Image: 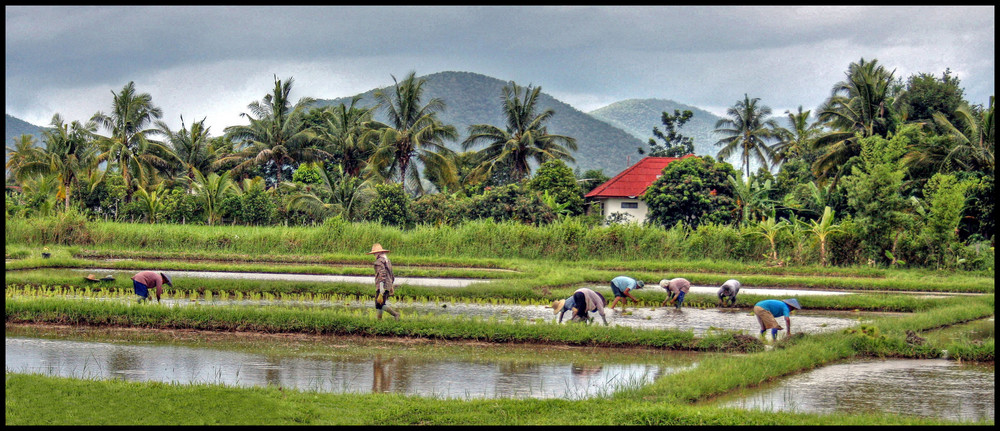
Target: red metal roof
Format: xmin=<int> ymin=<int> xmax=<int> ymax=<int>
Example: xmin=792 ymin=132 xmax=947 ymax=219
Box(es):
xmin=585 ymin=154 xmax=695 ymax=198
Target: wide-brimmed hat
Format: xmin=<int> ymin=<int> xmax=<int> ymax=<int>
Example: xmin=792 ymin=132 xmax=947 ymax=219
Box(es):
xmin=367 ymin=243 xmax=391 ymax=254
xmin=160 ymin=272 xmax=173 ymax=287
xmin=782 ymin=298 xmax=802 ymax=310
xmin=551 ymin=299 xmax=566 ymax=314
xmin=85 ymin=274 xmax=99 ymax=281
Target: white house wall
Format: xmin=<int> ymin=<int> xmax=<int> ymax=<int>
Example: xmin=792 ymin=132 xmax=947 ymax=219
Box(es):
xmin=601 ymin=197 xmax=649 ymax=224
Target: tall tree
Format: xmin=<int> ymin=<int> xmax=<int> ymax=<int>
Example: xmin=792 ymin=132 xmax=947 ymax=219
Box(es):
xmin=772 ymin=106 xmax=823 ymax=167
xmin=220 ymin=75 xmax=328 ymax=185
xmin=641 ymin=109 xmax=695 ymax=157
xmin=34 ymin=115 xmax=100 ymax=211
xmin=91 ymin=81 xmax=171 ymax=200
xmin=462 ymin=81 xmax=577 ymax=184
xmin=5 ymin=134 xmax=43 ymax=181
xmin=367 ymin=72 xmax=458 ymax=195
xmin=312 ymin=96 xmax=379 ymax=178
xmin=713 ymin=94 xmax=780 ymax=178
xmin=156 ymin=115 xmax=216 ymax=185
xmin=812 ymin=58 xmax=900 ymax=179
xmin=934 ymin=96 xmax=994 ymax=175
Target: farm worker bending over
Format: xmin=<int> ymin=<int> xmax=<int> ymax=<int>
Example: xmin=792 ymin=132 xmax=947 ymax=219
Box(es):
xmin=369 ymin=243 xmax=399 ymax=321
xmin=753 ymin=298 xmax=801 ymax=341
xmin=607 ymin=275 xmax=644 ymax=311
xmin=552 ymin=288 xmax=609 ymax=326
xmin=131 ymin=271 xmax=171 ymax=303
xmin=717 ymin=279 xmax=741 ymax=307
xmin=660 ymin=278 xmax=691 ymax=309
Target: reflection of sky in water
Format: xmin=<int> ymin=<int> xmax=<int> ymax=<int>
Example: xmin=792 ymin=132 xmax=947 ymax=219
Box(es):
xmin=5 ymin=337 xmax=685 ymax=400
xmin=717 ymin=359 xmax=994 ymax=422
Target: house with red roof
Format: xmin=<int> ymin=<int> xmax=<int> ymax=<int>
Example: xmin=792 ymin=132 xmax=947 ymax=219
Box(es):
xmin=584 ymin=155 xmax=695 ymax=223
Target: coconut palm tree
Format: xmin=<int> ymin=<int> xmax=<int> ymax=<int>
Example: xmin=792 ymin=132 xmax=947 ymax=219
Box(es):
xmin=933 ymin=96 xmax=994 ymax=175
xmin=312 ymin=96 xmax=380 ymax=178
xmin=728 ymin=173 xmax=778 ymax=224
xmin=192 ymin=169 xmax=236 ymax=225
xmin=812 ymin=58 xmax=900 ymax=179
xmin=156 ymin=115 xmax=216 ymax=186
xmin=32 ymin=115 xmax=100 ymax=211
xmin=714 ymin=94 xmax=780 ymax=178
xmin=220 ymin=75 xmax=328 ymax=185
xmin=5 ymin=134 xmax=44 ymax=181
xmin=805 ymin=206 xmax=843 ymax=266
xmin=91 ymin=81 xmax=173 ymax=199
xmin=772 ymin=106 xmax=823 ymax=167
xmin=282 ymin=162 xmax=375 ymax=222
xmin=368 ymin=72 xmax=458 ymax=195
xmin=133 ymin=182 xmax=167 ymax=223
xmin=462 ymin=82 xmax=577 ymax=184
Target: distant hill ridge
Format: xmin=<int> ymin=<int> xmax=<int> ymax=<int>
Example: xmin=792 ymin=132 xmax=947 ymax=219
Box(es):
xmin=588 ymin=98 xmax=723 ymax=157
xmin=314 ymin=71 xmax=647 ymax=175
xmin=5 ymin=114 xmax=43 ymax=146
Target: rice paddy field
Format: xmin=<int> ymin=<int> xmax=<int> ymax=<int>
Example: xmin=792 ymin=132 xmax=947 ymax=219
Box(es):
xmin=5 ymin=235 xmax=995 ymax=425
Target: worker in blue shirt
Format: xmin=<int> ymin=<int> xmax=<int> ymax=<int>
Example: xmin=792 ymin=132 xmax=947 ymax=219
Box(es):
xmin=753 ymin=298 xmax=801 ymax=341
xmin=607 ymin=275 xmax=644 ymax=312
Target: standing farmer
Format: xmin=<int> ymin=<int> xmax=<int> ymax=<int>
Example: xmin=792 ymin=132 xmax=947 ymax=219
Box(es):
xmin=718 ymin=279 xmax=741 ymax=307
xmin=607 ymin=275 xmax=644 ymax=311
xmin=660 ymin=278 xmax=691 ymax=309
xmin=552 ymin=287 xmax=609 ymax=326
xmin=130 ymin=271 xmax=171 ymax=303
xmin=753 ymin=298 xmax=801 ymax=341
xmin=369 ymin=243 xmax=400 ymax=321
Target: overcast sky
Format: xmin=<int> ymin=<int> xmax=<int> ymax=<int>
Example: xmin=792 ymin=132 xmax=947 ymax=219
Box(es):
xmin=5 ymin=5 xmax=995 ymax=134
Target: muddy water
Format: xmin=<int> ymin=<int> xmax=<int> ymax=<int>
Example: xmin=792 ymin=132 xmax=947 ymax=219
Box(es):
xmin=5 ymin=336 xmax=694 ymax=400
xmin=712 ymin=359 xmax=994 ymax=422
xmin=68 ymin=268 xmax=485 ymax=288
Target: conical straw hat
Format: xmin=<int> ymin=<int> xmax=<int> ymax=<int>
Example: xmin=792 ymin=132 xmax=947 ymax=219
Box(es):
xmin=367 ymin=243 xmax=391 ymax=254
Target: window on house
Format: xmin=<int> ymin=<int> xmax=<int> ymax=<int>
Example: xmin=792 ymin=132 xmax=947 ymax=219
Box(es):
xmin=621 ymin=202 xmax=638 ymax=209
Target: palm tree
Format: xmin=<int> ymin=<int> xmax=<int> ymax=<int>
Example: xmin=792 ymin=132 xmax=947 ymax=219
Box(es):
xmin=368 ymin=72 xmax=458 ymax=195
xmin=220 ymin=75 xmax=328 ymax=185
xmin=728 ymin=174 xmax=778 ymax=224
xmin=805 ymin=206 xmax=843 ymax=266
xmin=751 ymin=215 xmax=788 ymax=262
xmin=91 ymin=82 xmax=173 ymax=200
xmin=192 ymin=169 xmax=235 ymax=225
xmin=462 ymin=82 xmax=577 ymax=184
xmin=812 ymin=58 xmax=899 ymax=179
xmin=5 ymin=134 xmax=43 ymax=181
xmin=156 ymin=115 xmax=216 ymax=186
xmin=714 ymin=94 xmax=780 ymax=178
xmin=134 ymin=182 xmax=166 ymax=223
xmin=932 ymin=96 xmax=994 ymax=175
xmin=312 ymin=96 xmax=379 ymax=177
xmin=31 ymin=114 xmax=100 ymax=211
xmin=283 ymin=162 xmax=374 ymax=222
xmin=772 ymin=106 xmax=823 ymax=167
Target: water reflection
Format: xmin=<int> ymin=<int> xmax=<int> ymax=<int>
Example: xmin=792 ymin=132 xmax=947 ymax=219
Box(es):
xmin=715 ymin=359 xmax=994 ymax=422
xmin=6 ymin=337 xmax=675 ymax=400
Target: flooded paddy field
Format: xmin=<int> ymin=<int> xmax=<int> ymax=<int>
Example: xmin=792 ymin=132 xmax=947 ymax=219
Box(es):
xmin=5 ymin=324 xmax=700 ymax=400
xmin=707 ymin=358 xmax=995 ymax=422
xmin=17 ymin=288 xmax=888 ymax=336
xmin=922 ymin=317 xmax=994 ymax=346
xmin=65 ymin=268 xmax=484 ymax=288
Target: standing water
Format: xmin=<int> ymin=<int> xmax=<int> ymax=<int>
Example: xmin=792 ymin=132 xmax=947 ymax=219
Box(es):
xmin=712 ymin=358 xmax=994 ymax=422
xmin=5 ymin=335 xmax=697 ymax=400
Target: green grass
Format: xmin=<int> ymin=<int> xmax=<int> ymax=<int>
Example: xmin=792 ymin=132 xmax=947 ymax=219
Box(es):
xmin=5 ymin=372 xmax=975 ymax=425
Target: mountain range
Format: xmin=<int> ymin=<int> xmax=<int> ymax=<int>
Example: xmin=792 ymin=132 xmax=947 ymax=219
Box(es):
xmin=7 ymin=71 xmax=726 ymax=175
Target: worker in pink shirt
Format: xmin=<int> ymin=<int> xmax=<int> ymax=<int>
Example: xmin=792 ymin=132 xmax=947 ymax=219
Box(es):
xmin=131 ymin=271 xmax=172 ymax=303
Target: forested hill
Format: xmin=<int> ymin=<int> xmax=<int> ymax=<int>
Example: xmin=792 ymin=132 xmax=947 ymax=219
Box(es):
xmin=313 ymin=71 xmax=645 ymax=175
xmin=589 ymin=99 xmax=724 ymax=157
xmin=6 ymin=114 xmax=42 ymax=147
